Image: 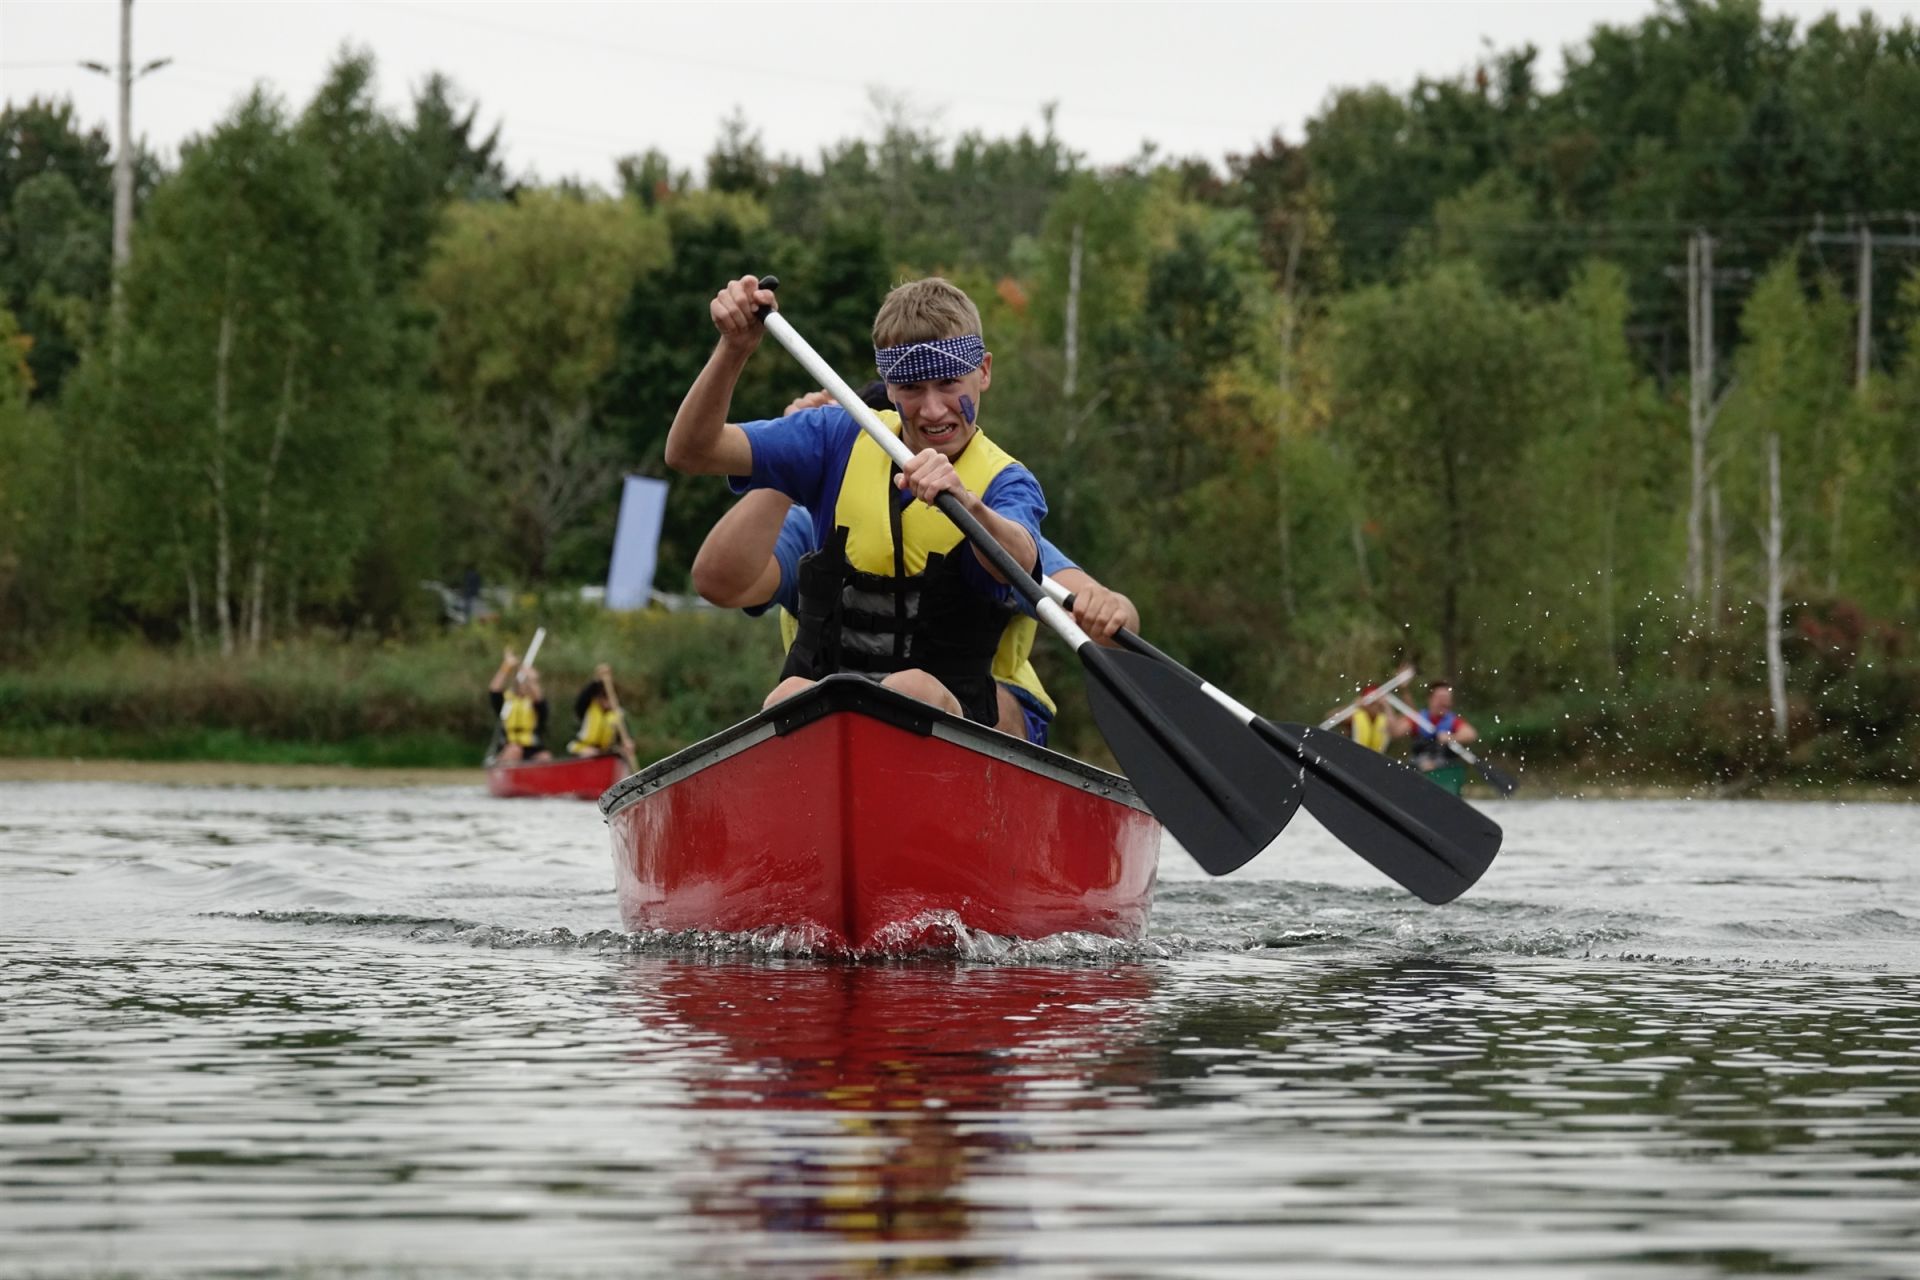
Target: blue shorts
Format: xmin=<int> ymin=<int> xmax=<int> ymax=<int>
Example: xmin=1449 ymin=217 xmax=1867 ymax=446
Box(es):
xmin=1003 ymin=683 xmax=1053 ymax=748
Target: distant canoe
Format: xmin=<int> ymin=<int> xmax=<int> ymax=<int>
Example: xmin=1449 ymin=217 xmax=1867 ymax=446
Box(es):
xmin=486 ymin=752 xmax=627 ymax=801
xmin=1422 ymin=763 xmax=1469 ymax=796
xmin=601 ymin=676 xmax=1162 ymax=952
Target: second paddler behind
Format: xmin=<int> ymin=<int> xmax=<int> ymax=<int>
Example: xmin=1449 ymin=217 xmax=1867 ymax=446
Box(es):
xmin=665 ymin=274 xmax=1048 ymax=726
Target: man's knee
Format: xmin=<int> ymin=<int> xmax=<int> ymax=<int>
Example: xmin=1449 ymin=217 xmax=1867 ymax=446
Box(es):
xmin=881 ymin=669 xmax=962 ymax=716
xmin=994 ymin=685 xmax=1025 ymax=737
xmin=763 ymin=676 xmax=816 ymax=709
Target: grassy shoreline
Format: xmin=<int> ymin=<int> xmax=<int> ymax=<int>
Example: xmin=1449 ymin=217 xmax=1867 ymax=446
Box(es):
xmin=3 ymin=620 xmax=1913 ymax=801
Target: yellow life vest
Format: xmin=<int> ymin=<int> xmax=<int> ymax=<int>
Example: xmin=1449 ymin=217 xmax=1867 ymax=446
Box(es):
xmin=499 ymin=692 xmax=539 ymax=748
xmin=838 ymin=412 xmax=1016 ymax=575
xmin=1351 ymin=706 xmax=1390 ymax=753
xmin=781 ymin=412 xmax=1030 ymax=725
xmin=569 ymin=701 xmax=622 ymax=754
xmin=779 ymin=606 xmax=1055 ymax=715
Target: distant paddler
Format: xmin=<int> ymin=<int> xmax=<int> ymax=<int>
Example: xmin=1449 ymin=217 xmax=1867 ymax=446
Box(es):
xmin=568 ymin=663 xmax=637 ymax=774
xmin=487 ymin=634 xmax=552 ymax=764
xmin=1320 ymin=666 xmax=1414 ymax=753
xmin=1385 ymin=682 xmax=1517 ymax=796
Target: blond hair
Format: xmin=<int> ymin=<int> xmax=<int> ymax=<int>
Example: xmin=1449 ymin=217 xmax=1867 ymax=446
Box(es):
xmin=871 ymin=277 xmax=983 ymax=348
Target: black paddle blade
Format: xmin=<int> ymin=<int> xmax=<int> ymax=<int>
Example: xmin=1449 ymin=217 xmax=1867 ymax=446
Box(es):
xmin=1265 ymin=723 xmax=1502 ymax=905
xmin=1082 ymin=647 xmax=1303 ymax=876
xmin=1473 ymin=756 xmax=1521 ymax=796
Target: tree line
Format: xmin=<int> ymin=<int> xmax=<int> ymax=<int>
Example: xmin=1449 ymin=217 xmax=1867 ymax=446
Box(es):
xmin=2 ymin=0 xmax=1916 ymax=780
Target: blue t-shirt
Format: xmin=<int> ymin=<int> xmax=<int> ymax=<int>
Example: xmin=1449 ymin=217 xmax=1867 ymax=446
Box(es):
xmin=749 ymin=506 xmax=1079 ymax=620
xmin=730 ymin=406 xmax=1046 ymax=602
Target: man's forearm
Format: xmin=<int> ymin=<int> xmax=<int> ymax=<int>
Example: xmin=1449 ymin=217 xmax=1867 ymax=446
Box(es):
xmin=966 ymin=502 xmax=1037 ymax=582
xmin=665 ymin=342 xmax=752 ymax=475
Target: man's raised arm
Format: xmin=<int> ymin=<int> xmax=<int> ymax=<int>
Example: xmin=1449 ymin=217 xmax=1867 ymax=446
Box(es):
xmin=663 ymin=275 xmax=776 ymax=477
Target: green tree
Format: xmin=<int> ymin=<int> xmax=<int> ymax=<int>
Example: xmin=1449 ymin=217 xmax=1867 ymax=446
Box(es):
xmin=599 ymin=191 xmax=789 ymax=587
xmin=105 ymin=88 xmax=391 ymax=653
xmin=0 ymin=99 xmax=114 ymax=399
xmin=1332 ymin=260 xmax=1544 ymax=677
xmin=419 ymin=187 xmax=669 ymax=581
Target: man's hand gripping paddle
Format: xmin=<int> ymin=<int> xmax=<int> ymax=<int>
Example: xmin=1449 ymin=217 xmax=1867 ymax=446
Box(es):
xmin=749 ymin=276 xmax=1301 ymax=877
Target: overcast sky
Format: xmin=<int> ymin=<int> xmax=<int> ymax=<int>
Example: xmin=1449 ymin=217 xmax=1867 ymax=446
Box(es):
xmin=6 ymin=0 xmax=1919 ymax=187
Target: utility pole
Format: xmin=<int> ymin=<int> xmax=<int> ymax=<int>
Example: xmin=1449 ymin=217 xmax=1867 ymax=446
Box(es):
xmin=80 ymin=0 xmax=169 ymax=339
xmin=1808 ymin=218 xmax=1920 ymax=391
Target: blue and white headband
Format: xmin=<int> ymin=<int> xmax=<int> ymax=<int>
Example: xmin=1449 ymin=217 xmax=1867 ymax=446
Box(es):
xmin=874 ymin=334 xmax=985 ymax=385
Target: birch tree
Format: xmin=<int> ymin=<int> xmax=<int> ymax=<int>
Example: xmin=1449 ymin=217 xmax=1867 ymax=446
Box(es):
xmin=109 ymin=89 xmax=387 ymax=651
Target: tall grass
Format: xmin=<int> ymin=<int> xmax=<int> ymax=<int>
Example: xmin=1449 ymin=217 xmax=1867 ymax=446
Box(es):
xmin=0 ymin=606 xmax=784 ymax=767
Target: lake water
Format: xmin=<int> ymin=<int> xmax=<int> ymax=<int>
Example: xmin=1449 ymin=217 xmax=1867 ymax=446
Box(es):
xmin=3 ymin=780 xmax=1918 ymax=1278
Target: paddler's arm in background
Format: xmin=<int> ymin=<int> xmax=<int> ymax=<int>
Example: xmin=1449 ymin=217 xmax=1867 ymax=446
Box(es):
xmin=692 ymin=490 xmax=794 ymax=609
xmin=1449 ymin=715 xmax=1479 ymax=746
xmin=1037 ymin=532 xmax=1137 ymax=646
xmin=663 ymin=275 xmax=776 ymax=477
xmin=488 ymin=647 xmax=517 ymax=694
xmin=1052 ymin=568 xmax=1137 ymax=646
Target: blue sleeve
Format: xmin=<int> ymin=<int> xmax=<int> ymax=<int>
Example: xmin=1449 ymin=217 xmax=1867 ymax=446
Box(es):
xmin=1037 ymin=536 xmax=1077 ymax=577
xmin=728 ymin=406 xmax=860 ymax=509
xmin=959 ymin=464 xmax=1047 ymax=601
xmin=742 ymin=506 xmax=813 ymax=618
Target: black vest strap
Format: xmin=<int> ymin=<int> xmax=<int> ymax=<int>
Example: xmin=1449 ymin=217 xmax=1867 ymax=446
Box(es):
xmin=781 ymin=514 xmax=1013 ymax=726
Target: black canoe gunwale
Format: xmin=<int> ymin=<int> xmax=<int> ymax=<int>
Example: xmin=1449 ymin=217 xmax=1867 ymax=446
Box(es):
xmin=600 ymin=675 xmax=1148 ymax=819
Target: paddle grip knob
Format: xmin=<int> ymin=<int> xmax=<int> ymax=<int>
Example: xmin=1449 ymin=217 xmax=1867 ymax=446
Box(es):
xmin=753 ymin=275 xmax=780 ymax=321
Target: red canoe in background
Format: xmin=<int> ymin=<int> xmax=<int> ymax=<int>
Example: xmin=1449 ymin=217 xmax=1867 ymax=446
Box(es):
xmin=601 ymin=677 xmax=1162 ymax=952
xmin=486 ymin=752 xmax=627 ymax=801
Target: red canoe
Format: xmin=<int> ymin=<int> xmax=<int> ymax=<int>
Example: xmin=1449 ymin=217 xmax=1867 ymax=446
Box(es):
xmin=486 ymin=752 xmax=628 ymax=801
xmin=601 ymin=676 xmax=1162 ymax=952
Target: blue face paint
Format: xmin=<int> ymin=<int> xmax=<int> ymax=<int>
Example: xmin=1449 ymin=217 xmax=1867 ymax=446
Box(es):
xmin=959 ymin=394 xmax=976 ymax=425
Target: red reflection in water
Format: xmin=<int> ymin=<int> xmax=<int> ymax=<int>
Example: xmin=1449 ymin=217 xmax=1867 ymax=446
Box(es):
xmin=629 ymin=961 xmax=1156 ymax=1269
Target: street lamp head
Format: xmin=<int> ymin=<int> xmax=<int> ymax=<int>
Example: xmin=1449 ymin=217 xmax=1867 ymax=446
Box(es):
xmin=79 ymin=60 xmax=111 ymax=76
xmin=139 ymin=57 xmax=172 ymax=77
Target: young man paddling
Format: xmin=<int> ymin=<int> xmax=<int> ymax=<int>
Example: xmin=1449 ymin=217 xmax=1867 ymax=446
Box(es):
xmin=667 ymin=275 xmax=1049 ymax=725
xmin=691 ymin=392 xmax=1139 ymax=746
xmin=1400 ymin=681 xmax=1479 ymax=773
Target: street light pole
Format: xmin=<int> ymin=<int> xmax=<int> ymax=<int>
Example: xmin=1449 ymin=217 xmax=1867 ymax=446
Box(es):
xmin=80 ymin=0 xmax=168 ymax=342
xmin=113 ymin=0 xmax=134 ymax=274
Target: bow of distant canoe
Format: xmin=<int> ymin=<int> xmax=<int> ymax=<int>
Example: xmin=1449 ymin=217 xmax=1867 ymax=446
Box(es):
xmin=486 ymin=752 xmax=629 ymax=801
xmin=599 ymin=676 xmax=1163 ymax=953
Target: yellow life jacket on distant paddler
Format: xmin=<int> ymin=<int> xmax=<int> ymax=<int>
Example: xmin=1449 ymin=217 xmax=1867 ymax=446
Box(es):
xmin=499 ymin=692 xmax=540 ymax=748
xmin=781 ymin=413 xmax=1028 ymax=726
xmin=569 ymin=702 xmax=622 ymax=755
xmin=1351 ymin=706 xmax=1390 ymax=753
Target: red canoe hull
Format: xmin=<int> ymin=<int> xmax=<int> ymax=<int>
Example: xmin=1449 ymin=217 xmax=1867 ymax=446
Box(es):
xmin=601 ymin=678 xmax=1161 ymax=952
xmin=486 ymin=752 xmax=627 ymax=801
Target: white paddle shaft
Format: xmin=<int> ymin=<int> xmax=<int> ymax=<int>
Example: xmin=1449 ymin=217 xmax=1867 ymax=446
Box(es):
xmin=517 ymin=626 xmax=545 ymax=686
xmin=1382 ymin=689 xmax=1488 ymax=768
xmin=1319 ymin=666 xmax=1416 ymax=730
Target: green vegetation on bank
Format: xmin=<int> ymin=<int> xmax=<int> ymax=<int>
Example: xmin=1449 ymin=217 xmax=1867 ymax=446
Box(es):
xmin=2 ymin=602 xmax=1910 ymax=789
xmin=0 ymin=609 xmax=784 ymax=770
xmin=3 ymin=0 xmax=1918 ymax=786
